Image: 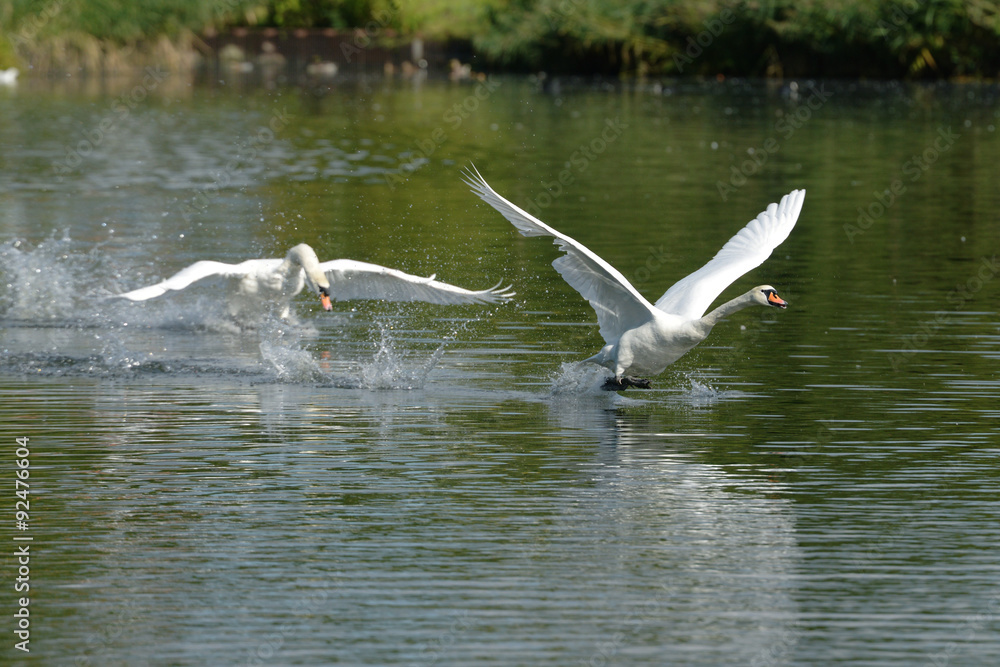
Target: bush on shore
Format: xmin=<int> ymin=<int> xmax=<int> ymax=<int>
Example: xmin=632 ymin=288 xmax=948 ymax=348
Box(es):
xmin=2 ymin=0 xmax=998 ymax=79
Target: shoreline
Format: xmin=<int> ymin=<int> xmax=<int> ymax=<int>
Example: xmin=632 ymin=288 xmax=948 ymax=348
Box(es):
xmin=4 ymin=25 xmax=1000 ymax=83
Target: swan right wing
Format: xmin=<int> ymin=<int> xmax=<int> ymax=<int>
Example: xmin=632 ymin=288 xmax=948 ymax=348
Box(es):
xmin=464 ymin=166 xmax=658 ymax=343
xmin=318 ymin=259 xmax=514 ymax=305
xmin=117 ymin=260 xmax=259 ymax=301
xmin=654 ymin=189 xmax=805 ymax=319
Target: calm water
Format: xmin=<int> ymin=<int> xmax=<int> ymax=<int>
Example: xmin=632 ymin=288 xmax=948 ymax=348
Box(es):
xmin=1 ymin=73 xmax=999 ymax=665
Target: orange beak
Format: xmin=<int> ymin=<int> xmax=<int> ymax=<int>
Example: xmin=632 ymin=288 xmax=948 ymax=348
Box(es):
xmin=320 ymin=293 xmax=332 ymax=311
xmin=767 ymin=291 xmax=788 ymax=308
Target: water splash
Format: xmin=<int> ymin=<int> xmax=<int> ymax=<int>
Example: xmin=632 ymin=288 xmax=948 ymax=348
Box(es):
xmin=96 ymin=329 xmax=147 ymax=373
xmin=0 ymin=234 xmax=289 ymax=333
xmin=682 ymin=377 xmax=724 ymax=407
xmin=677 ymin=373 xmax=750 ymax=406
xmin=259 ymin=340 xmax=325 ymax=382
xmin=0 ymin=233 xmax=109 ymax=321
xmin=0 ymin=239 xmax=487 ymax=389
xmin=258 ymin=320 xmax=325 ymax=383
xmin=547 ymin=361 xmax=613 ymax=396
xmin=543 ymin=364 xmax=755 ymax=403
xmin=256 ymin=317 xmax=450 ymax=389
xmin=357 ymin=320 xmax=447 ymax=390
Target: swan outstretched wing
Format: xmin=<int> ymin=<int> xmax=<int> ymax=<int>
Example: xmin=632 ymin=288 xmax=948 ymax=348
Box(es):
xmin=116 ymin=259 xmax=273 ymax=301
xmin=654 ymin=189 xmax=805 ymax=319
xmin=318 ymin=259 xmax=514 ymax=305
xmin=464 ymin=166 xmax=658 ymax=343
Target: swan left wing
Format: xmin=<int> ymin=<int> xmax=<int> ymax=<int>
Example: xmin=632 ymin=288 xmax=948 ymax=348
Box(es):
xmin=654 ymin=189 xmax=805 ymax=320
xmin=464 ymin=166 xmax=658 ymax=343
xmin=317 ymin=259 xmax=514 ymax=305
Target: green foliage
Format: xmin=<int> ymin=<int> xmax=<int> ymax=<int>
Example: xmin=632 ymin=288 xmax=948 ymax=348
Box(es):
xmin=3 ymin=0 xmax=1000 ymax=78
xmin=262 ymin=0 xmax=399 ymax=28
xmin=462 ymin=0 xmax=1000 ymax=78
xmin=391 ymin=0 xmax=499 ymax=36
xmin=4 ymin=0 xmax=259 ymax=43
xmin=762 ymin=0 xmax=999 ymax=77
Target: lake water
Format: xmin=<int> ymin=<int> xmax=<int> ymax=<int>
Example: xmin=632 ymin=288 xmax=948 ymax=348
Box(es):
xmin=2 ymin=73 xmax=999 ymax=665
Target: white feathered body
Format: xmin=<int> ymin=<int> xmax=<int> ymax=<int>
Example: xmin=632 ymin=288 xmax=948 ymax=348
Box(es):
xmin=229 ymin=259 xmax=304 ymax=319
xmin=586 ymin=311 xmax=709 ymax=377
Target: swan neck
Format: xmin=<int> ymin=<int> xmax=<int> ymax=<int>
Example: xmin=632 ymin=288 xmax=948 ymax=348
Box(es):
xmin=699 ymin=291 xmax=758 ymax=328
xmin=285 ymin=244 xmax=329 ymax=288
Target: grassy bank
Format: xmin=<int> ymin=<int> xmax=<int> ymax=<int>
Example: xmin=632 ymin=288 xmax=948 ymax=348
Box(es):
xmin=3 ymin=0 xmax=999 ymax=79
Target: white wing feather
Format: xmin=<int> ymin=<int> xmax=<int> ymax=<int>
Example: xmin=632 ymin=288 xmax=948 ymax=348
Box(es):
xmin=464 ymin=166 xmax=658 ymax=343
xmin=318 ymin=258 xmax=513 ymax=305
xmin=654 ymin=189 xmax=806 ymax=319
xmin=116 ymin=259 xmax=274 ymax=301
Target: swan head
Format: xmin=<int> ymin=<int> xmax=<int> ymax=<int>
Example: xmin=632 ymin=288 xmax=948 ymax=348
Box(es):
xmin=287 ymin=244 xmax=333 ymax=311
xmin=317 ymin=285 xmax=332 ymax=311
xmin=754 ymin=285 xmax=787 ymax=309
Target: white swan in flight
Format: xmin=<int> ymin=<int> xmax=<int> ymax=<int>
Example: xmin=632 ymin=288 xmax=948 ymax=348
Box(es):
xmin=117 ymin=243 xmax=513 ymax=322
xmin=464 ymin=167 xmax=805 ymax=390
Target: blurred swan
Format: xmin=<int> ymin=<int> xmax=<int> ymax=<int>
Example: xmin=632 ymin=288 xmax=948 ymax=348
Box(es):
xmin=117 ymin=243 xmax=513 ymax=322
xmin=306 ymin=59 xmax=338 ymax=77
xmin=464 ymin=167 xmax=805 ymax=390
xmin=0 ymin=68 xmax=19 ymax=86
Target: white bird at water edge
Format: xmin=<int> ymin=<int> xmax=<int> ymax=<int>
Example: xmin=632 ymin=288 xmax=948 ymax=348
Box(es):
xmin=116 ymin=243 xmax=513 ymax=324
xmin=464 ymin=166 xmax=805 ymax=391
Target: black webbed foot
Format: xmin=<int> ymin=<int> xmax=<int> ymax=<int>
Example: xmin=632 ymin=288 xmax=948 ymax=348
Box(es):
xmin=601 ymin=376 xmax=652 ymax=391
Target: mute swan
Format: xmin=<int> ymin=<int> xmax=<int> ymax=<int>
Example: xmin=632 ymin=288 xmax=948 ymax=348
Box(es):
xmin=117 ymin=243 xmax=513 ymax=323
xmin=463 ymin=167 xmax=805 ymax=390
